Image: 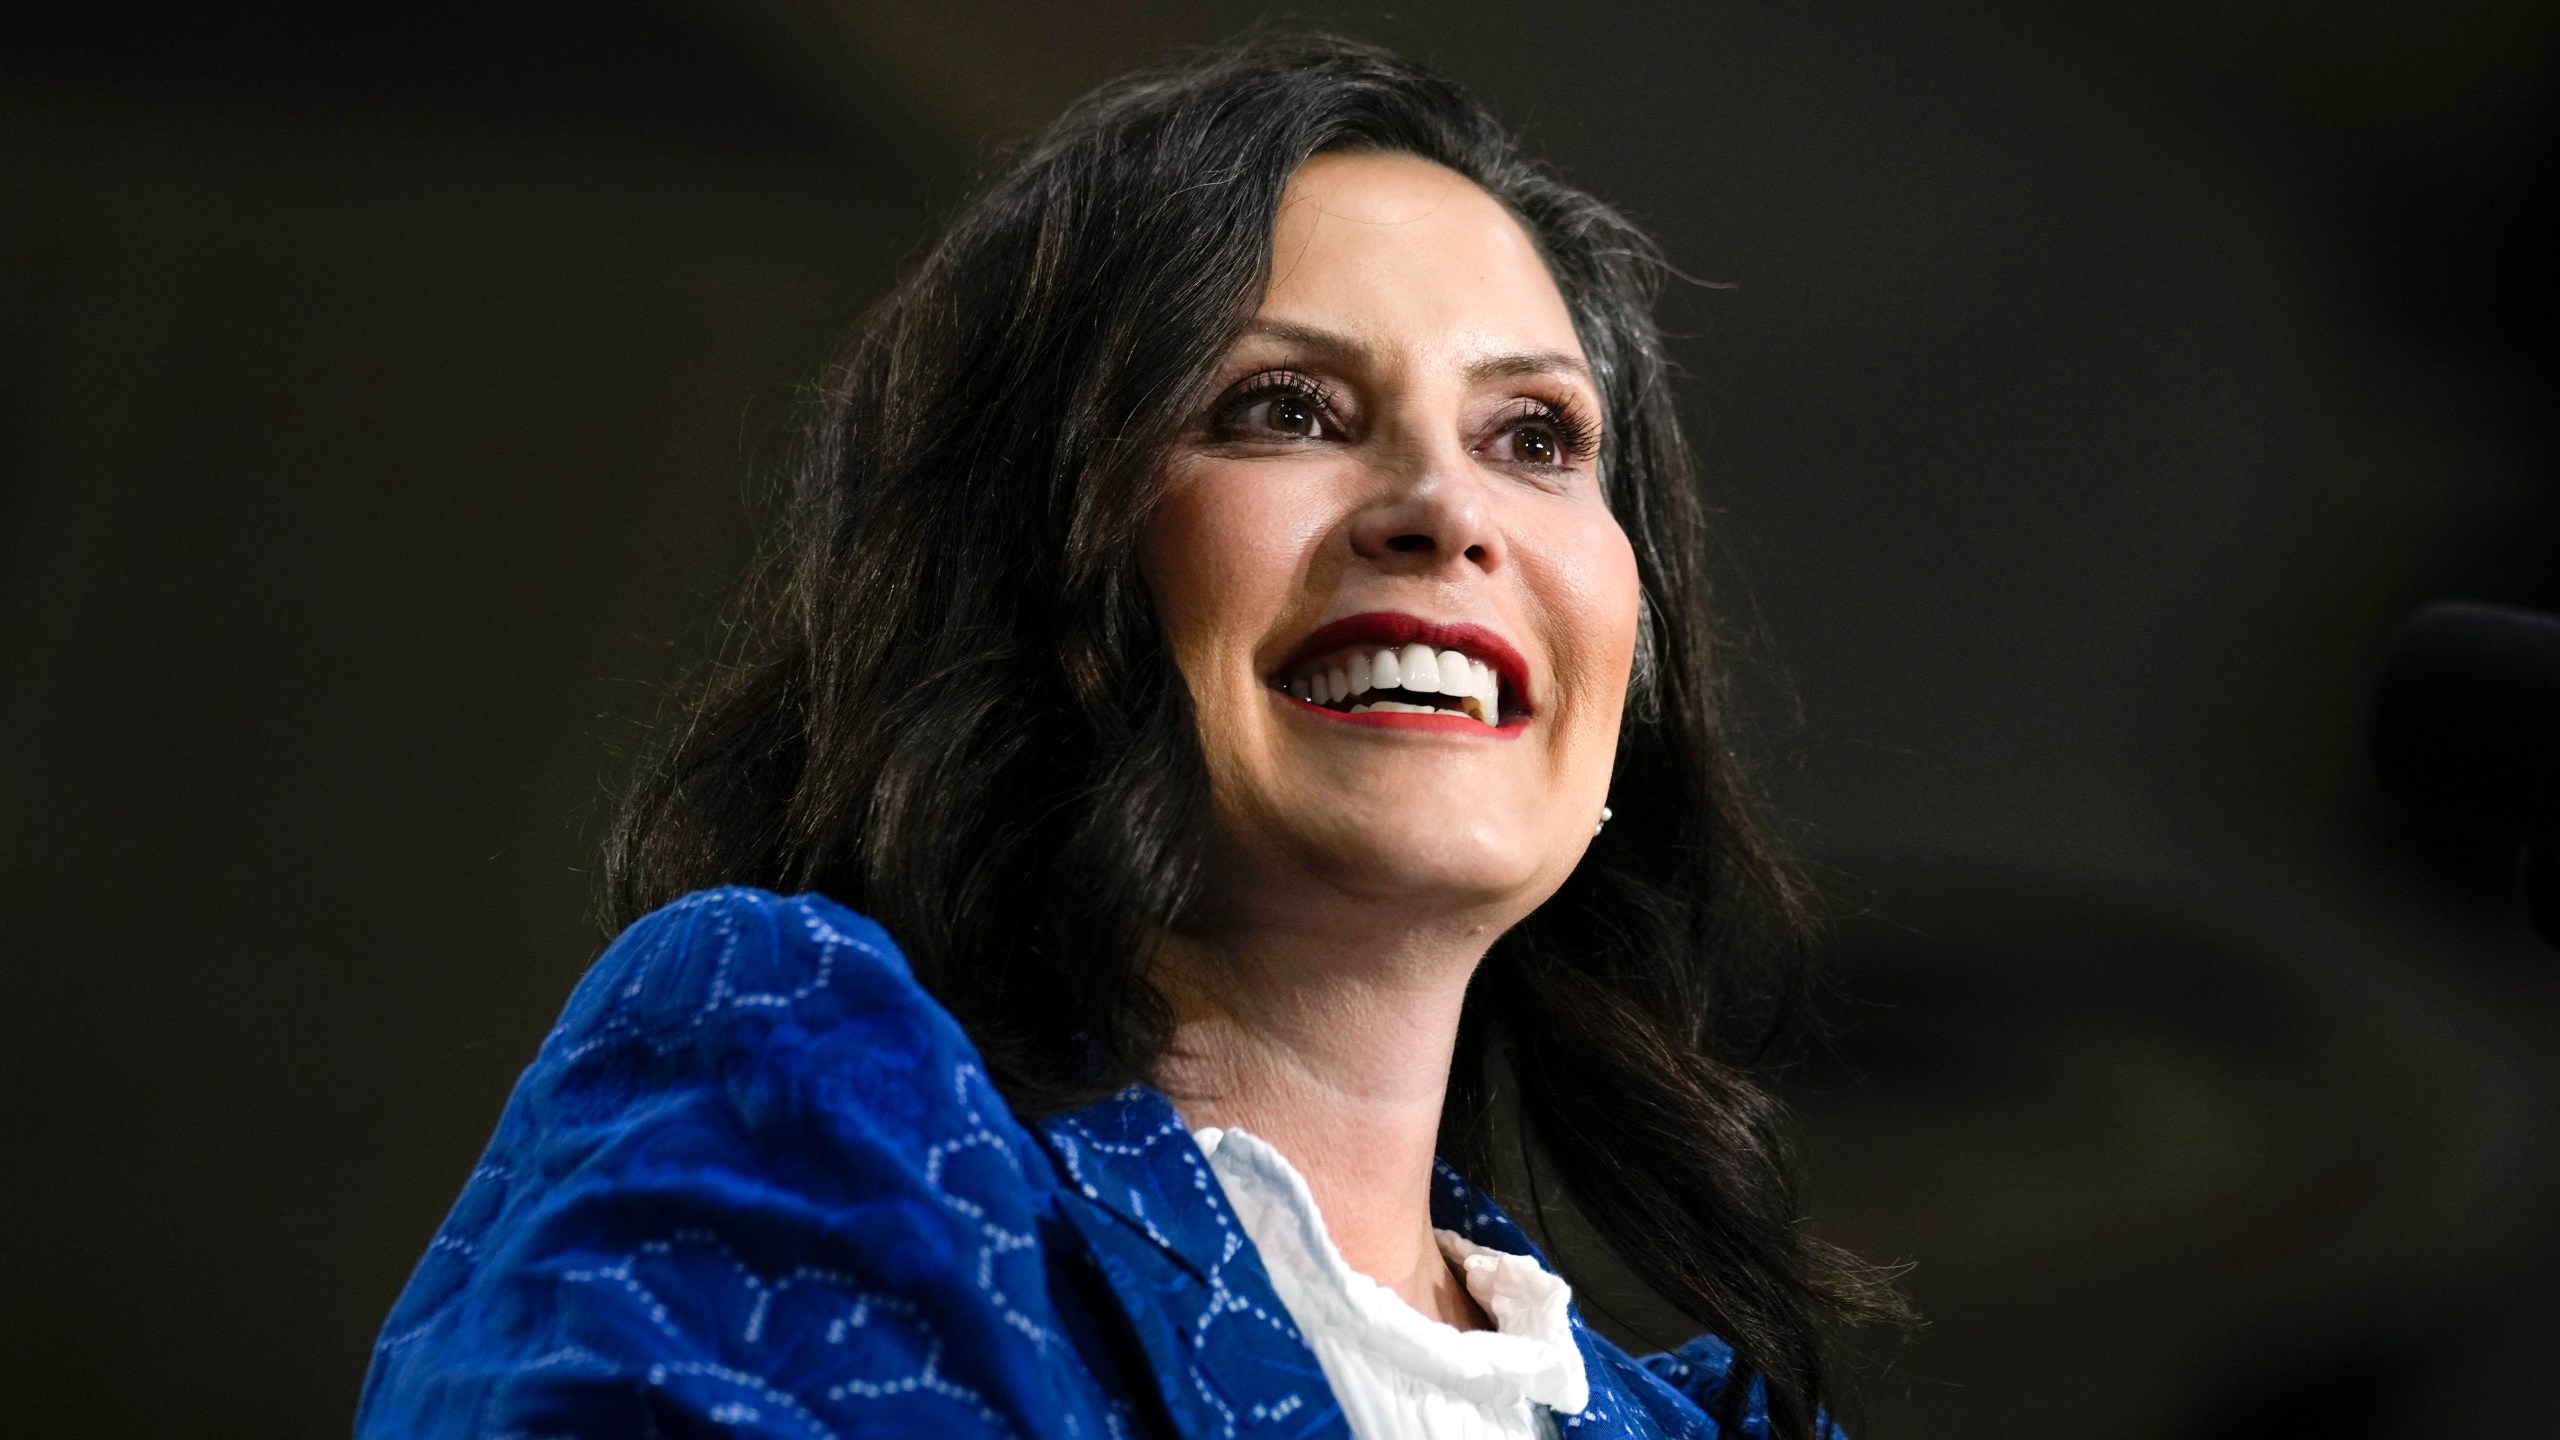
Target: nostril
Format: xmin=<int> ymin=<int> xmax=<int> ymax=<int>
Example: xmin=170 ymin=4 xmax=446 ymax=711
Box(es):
xmin=1463 ymin=543 xmax=1488 ymax=565
xmin=1386 ymin=533 xmax=1434 ymax=554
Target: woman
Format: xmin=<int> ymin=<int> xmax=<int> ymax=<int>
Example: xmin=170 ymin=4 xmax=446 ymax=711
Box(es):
xmin=360 ymin=36 xmax=1902 ymax=1440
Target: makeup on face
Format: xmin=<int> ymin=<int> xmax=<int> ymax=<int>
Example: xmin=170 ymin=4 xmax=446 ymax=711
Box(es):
xmin=1268 ymin=612 xmax=1530 ymax=735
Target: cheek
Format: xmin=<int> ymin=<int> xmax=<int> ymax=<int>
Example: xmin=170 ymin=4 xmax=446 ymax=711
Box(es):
xmin=1538 ymin=509 xmax=1645 ymax=721
xmin=1140 ymin=459 xmax=1332 ymax=693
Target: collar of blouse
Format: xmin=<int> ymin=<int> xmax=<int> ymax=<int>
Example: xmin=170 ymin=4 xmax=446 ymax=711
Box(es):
xmin=1031 ymin=1083 xmax=1757 ymax=1440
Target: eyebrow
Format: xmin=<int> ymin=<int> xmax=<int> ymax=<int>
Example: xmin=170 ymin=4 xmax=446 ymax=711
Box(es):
xmin=1464 ymin=350 xmax=1594 ymax=386
xmin=1234 ymin=319 xmax=1596 ymax=388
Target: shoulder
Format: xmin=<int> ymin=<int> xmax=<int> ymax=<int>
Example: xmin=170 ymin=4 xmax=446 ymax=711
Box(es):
xmin=543 ymin=886 xmax=937 ymax=1077
xmin=1626 ymin=1333 xmax=1761 ymax=1435
xmin=522 ymin=886 xmax=1007 ymax=1168
xmin=360 ymin=888 xmax=1111 ymax=1439
xmin=1569 ymin=1324 xmax=1806 ymax=1440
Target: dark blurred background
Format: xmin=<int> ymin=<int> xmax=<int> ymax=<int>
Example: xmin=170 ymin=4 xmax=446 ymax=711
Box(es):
xmin=3 ymin=2 xmax=2555 ymax=1436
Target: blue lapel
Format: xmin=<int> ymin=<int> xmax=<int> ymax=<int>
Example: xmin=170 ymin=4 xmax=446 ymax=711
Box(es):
xmin=1033 ymin=1086 xmax=1350 ymax=1440
xmin=1426 ymin=1157 xmax=1720 ymax=1438
xmin=1029 ymin=1086 xmax=1706 ymax=1440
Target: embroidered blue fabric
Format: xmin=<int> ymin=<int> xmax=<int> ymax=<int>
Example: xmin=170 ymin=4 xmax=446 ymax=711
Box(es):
xmin=359 ymin=887 xmax=1800 ymax=1439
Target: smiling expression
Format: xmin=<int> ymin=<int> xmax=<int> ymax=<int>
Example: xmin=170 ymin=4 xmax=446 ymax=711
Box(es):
xmin=1142 ymin=150 xmax=1642 ymax=931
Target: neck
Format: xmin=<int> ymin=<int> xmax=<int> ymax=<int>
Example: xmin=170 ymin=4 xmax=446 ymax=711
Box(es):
xmin=1151 ymin=906 xmax=1494 ymax=1330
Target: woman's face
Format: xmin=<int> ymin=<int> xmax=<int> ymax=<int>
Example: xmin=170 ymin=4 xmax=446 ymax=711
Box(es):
xmin=1144 ymin=150 xmax=1641 ymax=936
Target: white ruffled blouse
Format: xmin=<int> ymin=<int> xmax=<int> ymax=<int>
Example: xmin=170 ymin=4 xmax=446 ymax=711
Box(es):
xmin=1193 ymin=1126 xmax=1590 ymax=1440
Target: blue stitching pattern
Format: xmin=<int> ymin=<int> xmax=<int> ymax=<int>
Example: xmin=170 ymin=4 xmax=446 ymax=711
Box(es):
xmin=357 ymin=887 xmax=1769 ymax=1440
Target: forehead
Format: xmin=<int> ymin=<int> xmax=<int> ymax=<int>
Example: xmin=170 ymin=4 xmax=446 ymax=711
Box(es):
xmin=1259 ymin=151 xmax=1585 ymax=369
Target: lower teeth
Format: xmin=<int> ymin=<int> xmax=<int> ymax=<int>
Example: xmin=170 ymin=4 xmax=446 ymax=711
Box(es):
xmin=1284 ymin=682 xmax=1498 ymax=723
xmin=1345 ymin=698 xmax=1495 ymax=721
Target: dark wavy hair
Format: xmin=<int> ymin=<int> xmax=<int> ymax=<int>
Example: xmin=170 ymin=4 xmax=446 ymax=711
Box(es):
xmin=606 ymin=34 xmax=1904 ymax=1437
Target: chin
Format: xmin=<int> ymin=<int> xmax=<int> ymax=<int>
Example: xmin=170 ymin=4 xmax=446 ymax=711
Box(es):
xmin=1312 ymin=817 xmax=1564 ymax=913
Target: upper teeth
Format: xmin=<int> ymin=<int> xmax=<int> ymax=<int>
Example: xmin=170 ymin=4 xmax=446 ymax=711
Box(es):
xmin=1281 ymin=642 xmax=1505 ymax=725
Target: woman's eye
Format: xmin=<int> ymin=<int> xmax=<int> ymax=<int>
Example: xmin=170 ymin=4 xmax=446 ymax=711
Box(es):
xmin=1218 ymin=384 xmax=1333 ymax=441
xmin=1511 ymin=422 xmax=1561 ymax=466
xmin=1260 ymin=393 xmax=1321 ymax=437
xmin=1490 ymin=417 xmax=1574 ymax=468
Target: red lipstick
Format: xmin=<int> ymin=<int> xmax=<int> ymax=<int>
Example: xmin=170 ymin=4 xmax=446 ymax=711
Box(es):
xmin=1270 ymin=612 xmax=1533 ymax=712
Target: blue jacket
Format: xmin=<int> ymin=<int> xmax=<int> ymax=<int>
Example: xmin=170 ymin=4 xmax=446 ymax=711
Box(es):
xmin=359 ymin=887 xmax=1780 ymax=1439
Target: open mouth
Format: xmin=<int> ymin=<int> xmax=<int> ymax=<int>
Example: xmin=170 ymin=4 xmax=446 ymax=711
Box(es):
xmin=1266 ymin=614 xmax=1529 ymax=729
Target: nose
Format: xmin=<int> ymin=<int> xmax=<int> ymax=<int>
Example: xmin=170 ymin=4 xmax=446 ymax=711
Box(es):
xmin=1346 ymin=441 xmax=1503 ymax=576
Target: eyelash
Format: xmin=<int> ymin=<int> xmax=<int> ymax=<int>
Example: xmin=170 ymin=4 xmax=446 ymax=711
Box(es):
xmin=1488 ymin=396 xmax=1600 ymax=468
xmin=1207 ymin=368 xmax=1600 ymax=469
xmin=1212 ymin=370 xmax=1343 ymax=439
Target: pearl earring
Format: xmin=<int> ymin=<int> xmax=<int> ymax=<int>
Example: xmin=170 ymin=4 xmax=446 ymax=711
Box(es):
xmin=1593 ymin=805 xmax=1614 ymax=837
